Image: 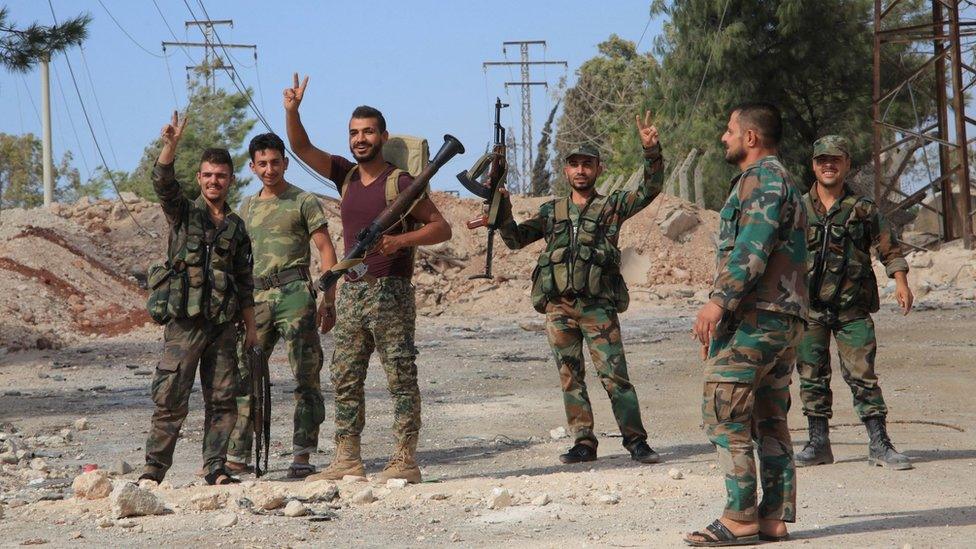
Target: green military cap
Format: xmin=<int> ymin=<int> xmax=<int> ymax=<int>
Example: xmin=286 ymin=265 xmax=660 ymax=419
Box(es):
xmin=813 ymin=135 xmax=851 ymax=158
xmin=564 ymin=143 xmax=601 ymax=162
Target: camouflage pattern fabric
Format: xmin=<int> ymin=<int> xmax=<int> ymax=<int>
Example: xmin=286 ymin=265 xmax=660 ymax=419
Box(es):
xmin=151 ymin=162 xmax=255 ymax=324
xmin=331 ymin=277 xmax=420 ymax=442
xmin=812 ymin=135 xmax=851 ymax=158
xmin=238 ymin=183 xmax=328 ymax=279
xmin=144 ymin=318 xmax=239 ymax=480
xmin=804 ymin=186 xmax=909 ymax=324
xmin=228 ymin=280 xmax=324 ymax=460
xmin=703 ymin=308 xmax=802 ymax=522
xmin=497 ymin=145 xmax=664 ymax=312
xmin=710 ymin=156 xmax=808 ymax=319
xmin=797 ymin=315 xmax=887 ymax=420
xmin=545 ymin=297 xmax=647 ymax=450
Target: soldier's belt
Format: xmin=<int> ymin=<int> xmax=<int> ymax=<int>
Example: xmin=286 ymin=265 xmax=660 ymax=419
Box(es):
xmin=254 ymin=266 xmax=310 ymax=291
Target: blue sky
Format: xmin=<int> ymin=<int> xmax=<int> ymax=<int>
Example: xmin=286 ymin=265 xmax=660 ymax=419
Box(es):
xmin=0 ymin=0 xmax=662 ymax=198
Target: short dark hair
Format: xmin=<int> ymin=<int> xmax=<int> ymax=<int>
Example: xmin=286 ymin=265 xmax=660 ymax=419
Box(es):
xmin=733 ymin=102 xmax=783 ymax=147
xmin=351 ymin=105 xmax=386 ymax=133
xmin=248 ymin=132 xmax=286 ymax=160
xmin=199 ymin=147 xmax=234 ymax=172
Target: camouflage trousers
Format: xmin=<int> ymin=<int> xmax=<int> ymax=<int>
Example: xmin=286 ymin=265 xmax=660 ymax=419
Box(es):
xmin=144 ymin=317 xmax=239 ymax=480
xmin=228 ymin=280 xmax=324 ymax=461
xmin=797 ymin=314 xmax=887 ymax=420
xmin=331 ymin=277 xmax=420 ymax=443
xmin=702 ymin=308 xmax=802 ymax=523
xmin=545 ymin=297 xmax=647 ymax=450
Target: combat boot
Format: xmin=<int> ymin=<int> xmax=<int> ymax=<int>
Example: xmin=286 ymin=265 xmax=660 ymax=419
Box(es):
xmin=376 ymin=432 xmax=422 ymax=484
xmin=795 ymin=416 xmax=834 ymax=467
xmin=304 ymin=435 xmax=365 ymax=482
xmin=864 ymin=416 xmax=913 ymax=470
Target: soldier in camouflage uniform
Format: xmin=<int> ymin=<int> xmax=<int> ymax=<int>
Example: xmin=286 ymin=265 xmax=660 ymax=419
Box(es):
xmin=497 ymin=111 xmax=663 ymax=465
xmin=687 ymin=103 xmax=807 ymax=546
xmin=141 ymin=112 xmax=256 ymax=486
xmin=226 ymin=133 xmax=338 ymax=478
xmin=795 ymin=135 xmax=914 ymax=471
xmin=283 ymin=75 xmax=452 ymax=483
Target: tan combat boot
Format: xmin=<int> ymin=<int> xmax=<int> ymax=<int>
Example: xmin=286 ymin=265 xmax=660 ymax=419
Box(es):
xmin=376 ymin=432 xmax=421 ymax=484
xmin=305 ymin=435 xmax=365 ymax=482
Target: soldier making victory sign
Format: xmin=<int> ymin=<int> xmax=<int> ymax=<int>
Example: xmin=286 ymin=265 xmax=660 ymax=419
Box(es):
xmin=496 ymin=111 xmax=664 ymax=466
xmin=283 ymin=74 xmax=452 ymax=484
xmin=141 ymin=112 xmax=257 ymax=487
xmin=795 ymin=135 xmax=914 ymax=471
xmin=224 ymin=131 xmax=339 ymax=479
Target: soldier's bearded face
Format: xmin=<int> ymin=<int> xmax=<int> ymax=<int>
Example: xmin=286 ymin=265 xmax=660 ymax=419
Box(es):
xmin=722 ymin=112 xmax=747 ymax=165
xmin=564 ymin=155 xmax=603 ymax=192
xmin=250 ymin=149 xmax=288 ymax=189
xmin=813 ymin=155 xmax=850 ymax=188
xmin=349 ymin=117 xmax=386 ymax=163
xmin=197 ymin=161 xmax=233 ymax=203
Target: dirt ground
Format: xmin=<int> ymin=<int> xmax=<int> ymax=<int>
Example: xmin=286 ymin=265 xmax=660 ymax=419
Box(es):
xmin=1 ymin=301 xmax=974 ymax=548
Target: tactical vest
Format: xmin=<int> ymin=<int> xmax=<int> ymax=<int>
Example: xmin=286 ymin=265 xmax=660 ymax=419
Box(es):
xmin=531 ymin=196 xmax=628 ymax=313
xmin=807 ymin=193 xmax=879 ymax=313
xmin=146 ymin=205 xmax=245 ymax=325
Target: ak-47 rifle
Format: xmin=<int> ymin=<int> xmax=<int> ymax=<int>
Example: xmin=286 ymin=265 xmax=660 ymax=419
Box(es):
xmin=317 ymin=134 xmax=466 ymax=291
xmin=245 ymin=346 xmax=271 ymax=477
xmin=456 ymin=98 xmax=508 ymax=280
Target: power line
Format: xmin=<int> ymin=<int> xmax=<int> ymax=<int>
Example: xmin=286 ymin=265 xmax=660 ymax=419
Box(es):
xmin=95 ymin=0 xmax=166 ymax=58
xmin=151 ymin=0 xmax=195 ymax=62
xmin=46 ymin=0 xmax=152 ymax=236
xmin=78 ymin=46 xmax=122 ymax=170
xmin=52 ymin=60 xmax=93 ymax=179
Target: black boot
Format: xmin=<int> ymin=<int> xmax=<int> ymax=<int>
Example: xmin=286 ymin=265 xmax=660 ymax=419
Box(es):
xmin=559 ymin=442 xmax=597 ymax=464
xmin=864 ymin=416 xmax=912 ymax=470
xmin=795 ymin=416 xmax=833 ymax=467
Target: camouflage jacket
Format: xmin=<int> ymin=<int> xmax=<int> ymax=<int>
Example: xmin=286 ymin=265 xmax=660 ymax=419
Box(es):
xmin=804 ymin=184 xmax=908 ymax=321
xmin=710 ymin=156 xmax=808 ymax=320
xmin=238 ymin=182 xmax=328 ymax=285
xmin=497 ymin=145 xmax=664 ymax=313
xmin=152 ymin=162 xmax=255 ymax=324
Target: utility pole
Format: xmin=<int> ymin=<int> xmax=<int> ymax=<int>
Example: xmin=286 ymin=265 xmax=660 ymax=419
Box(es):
xmin=40 ymin=55 xmax=54 ymax=206
xmin=484 ymin=40 xmax=566 ymax=193
xmin=162 ymin=19 xmax=255 ymax=93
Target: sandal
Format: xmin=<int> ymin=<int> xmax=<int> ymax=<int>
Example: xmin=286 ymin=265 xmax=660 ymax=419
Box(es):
xmin=225 ymin=462 xmax=254 ymax=475
xmin=287 ymin=462 xmax=316 ymax=479
xmin=138 ymin=471 xmax=163 ymax=484
xmin=759 ymin=532 xmax=790 ymax=542
xmin=684 ymin=519 xmax=760 ymax=547
xmin=204 ymin=469 xmax=241 ymax=486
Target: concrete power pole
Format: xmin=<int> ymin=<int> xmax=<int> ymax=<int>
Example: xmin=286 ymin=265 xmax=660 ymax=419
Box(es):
xmin=41 ymin=55 xmax=54 ymax=207
xmin=484 ymin=41 xmax=565 ymax=193
xmin=162 ymin=19 xmax=255 ymax=93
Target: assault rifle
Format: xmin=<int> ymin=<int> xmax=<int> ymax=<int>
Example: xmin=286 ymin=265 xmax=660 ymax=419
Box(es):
xmin=456 ymin=98 xmax=509 ymax=280
xmin=317 ymin=134 xmax=466 ymax=291
xmin=245 ymin=346 xmax=271 ymax=477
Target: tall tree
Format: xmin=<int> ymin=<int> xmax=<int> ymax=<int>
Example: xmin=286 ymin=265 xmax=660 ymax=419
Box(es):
xmin=0 ymin=132 xmax=102 ymax=208
xmin=0 ymin=7 xmax=89 ymax=72
xmin=101 ymin=74 xmax=257 ymax=204
xmin=530 ymin=101 xmax=560 ymax=196
xmin=552 ymin=34 xmax=657 ymax=197
xmin=650 ymin=0 xmax=934 ymax=206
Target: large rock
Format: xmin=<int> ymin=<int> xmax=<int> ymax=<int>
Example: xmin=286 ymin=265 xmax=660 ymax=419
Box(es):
xmin=488 ymin=488 xmax=512 ymax=509
xmin=291 ymin=480 xmax=338 ymax=503
xmin=660 ymin=209 xmax=700 ymax=241
xmin=110 ymin=483 xmax=166 ymax=518
xmin=72 ymin=470 xmax=113 ymax=500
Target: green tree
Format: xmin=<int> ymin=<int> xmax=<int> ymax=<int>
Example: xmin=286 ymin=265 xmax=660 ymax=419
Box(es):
xmin=530 ymin=101 xmax=560 ymax=196
xmin=0 ymin=132 xmax=101 ymax=208
xmin=0 ymin=7 xmax=89 ymax=71
xmin=552 ymin=34 xmax=657 ymax=197
xmin=101 ymin=75 xmax=256 ymax=204
xmin=650 ymin=0 xmax=934 ymax=206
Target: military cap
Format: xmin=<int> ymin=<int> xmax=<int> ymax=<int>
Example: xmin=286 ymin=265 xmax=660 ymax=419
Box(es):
xmin=564 ymin=143 xmax=601 ymax=162
xmin=813 ymin=135 xmax=851 ymax=158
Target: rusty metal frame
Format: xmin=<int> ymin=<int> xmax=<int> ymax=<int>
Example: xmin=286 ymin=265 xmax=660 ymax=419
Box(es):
xmin=873 ymin=0 xmax=975 ymax=249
